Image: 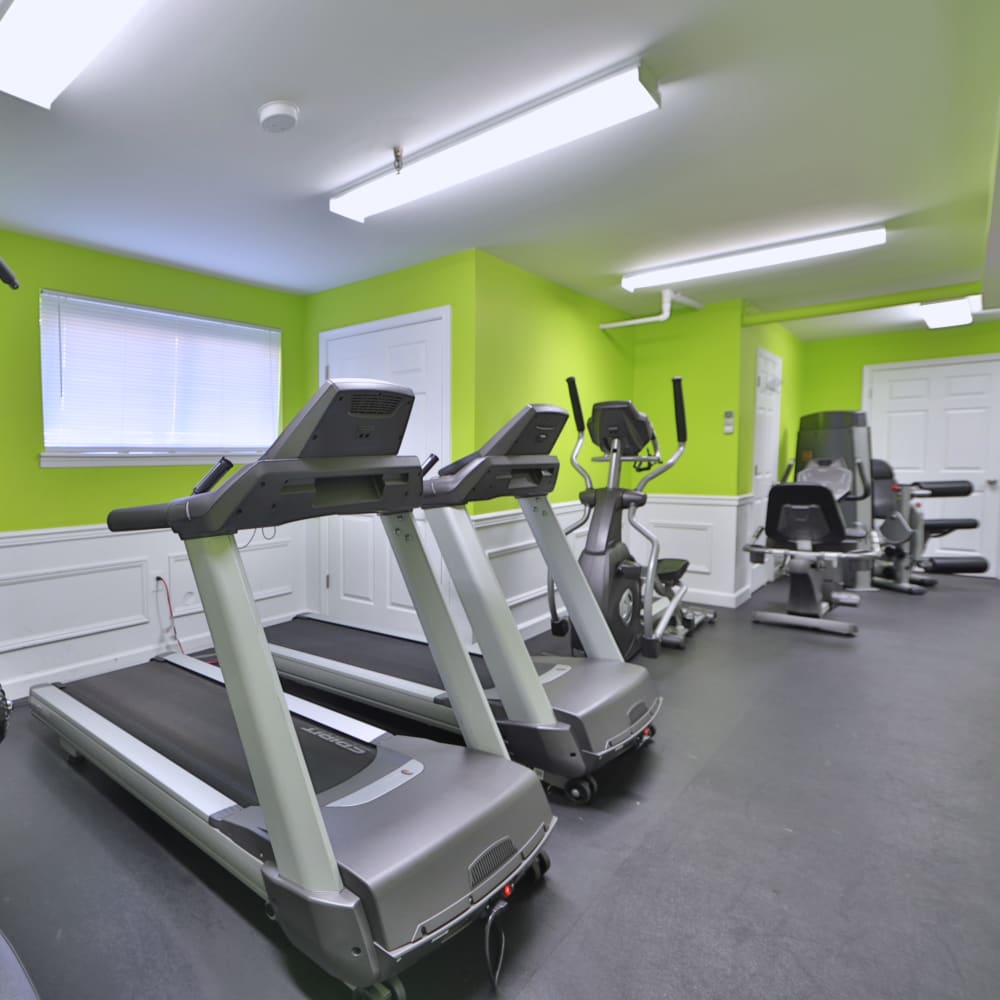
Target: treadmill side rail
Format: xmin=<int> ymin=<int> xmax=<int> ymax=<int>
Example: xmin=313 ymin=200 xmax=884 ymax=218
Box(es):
xmin=30 ymin=683 xmax=264 ymax=894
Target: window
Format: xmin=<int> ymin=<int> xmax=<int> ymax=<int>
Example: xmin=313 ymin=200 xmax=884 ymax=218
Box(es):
xmin=40 ymin=291 xmax=281 ymax=466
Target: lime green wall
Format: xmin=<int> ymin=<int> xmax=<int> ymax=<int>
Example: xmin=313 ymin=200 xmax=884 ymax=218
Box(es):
xmin=800 ymin=321 xmax=1000 ymax=412
xmin=1 ymin=229 xmax=305 ymax=531
xmin=472 ymin=252 xmax=632 ymax=510
xmin=300 ymin=250 xmax=633 ymax=512
xmin=303 ymin=252 xmax=478 ymax=460
xmin=631 ymin=301 xmax=745 ymax=495
xmin=13 ymin=227 xmax=996 ymax=534
xmin=738 ymin=322 xmax=803 ymax=492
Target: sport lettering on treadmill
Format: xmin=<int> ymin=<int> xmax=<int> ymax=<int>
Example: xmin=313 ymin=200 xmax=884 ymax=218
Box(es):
xmin=300 ymin=724 xmax=369 ymax=755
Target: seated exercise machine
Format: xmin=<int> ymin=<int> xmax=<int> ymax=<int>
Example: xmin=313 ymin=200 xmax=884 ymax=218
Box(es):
xmin=268 ymin=402 xmax=661 ymax=806
xmin=31 ymin=380 xmax=554 ymax=999
xmin=744 ymin=462 xmax=880 ymax=637
xmin=549 ymin=376 xmax=715 ymax=659
xmin=871 ymin=459 xmax=989 ymax=594
xmin=795 ymin=410 xmax=875 ymax=589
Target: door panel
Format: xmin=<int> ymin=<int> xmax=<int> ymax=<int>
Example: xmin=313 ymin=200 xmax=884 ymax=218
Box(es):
xmin=319 ymin=308 xmax=451 ymax=638
xmin=868 ymin=358 xmax=1000 ymax=576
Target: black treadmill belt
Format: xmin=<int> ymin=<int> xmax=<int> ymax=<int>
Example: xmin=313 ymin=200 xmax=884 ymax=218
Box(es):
xmin=265 ymin=616 xmax=499 ymax=689
xmin=63 ymin=659 xmax=376 ymax=808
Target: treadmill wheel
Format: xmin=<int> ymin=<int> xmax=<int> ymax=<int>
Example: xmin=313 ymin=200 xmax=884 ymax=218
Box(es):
xmin=565 ymin=776 xmax=597 ymax=805
xmin=353 ymin=976 xmax=407 ymax=1000
xmin=528 ymin=850 xmax=551 ymax=882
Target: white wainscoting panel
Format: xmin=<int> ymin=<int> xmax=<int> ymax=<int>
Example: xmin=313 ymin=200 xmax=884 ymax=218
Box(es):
xmin=454 ymin=501 xmax=587 ymax=646
xmin=0 ymin=521 xmax=317 ymax=700
xmin=1 ymin=494 xmax=755 ymax=699
xmin=624 ymin=494 xmax=755 ymax=609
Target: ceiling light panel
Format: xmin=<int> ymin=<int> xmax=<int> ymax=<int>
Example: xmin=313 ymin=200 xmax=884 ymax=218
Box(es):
xmin=919 ymin=296 xmax=978 ymax=329
xmin=329 ymin=64 xmax=660 ymax=222
xmin=0 ymin=0 xmax=150 ymax=109
xmin=621 ymin=227 xmax=888 ymax=291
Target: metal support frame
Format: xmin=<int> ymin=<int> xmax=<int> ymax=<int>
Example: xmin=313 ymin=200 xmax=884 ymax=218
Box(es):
xmin=379 ymin=512 xmax=508 ymax=758
xmin=186 ymin=534 xmax=344 ymax=893
xmin=519 ymin=497 xmax=622 ymax=662
xmin=424 ymin=506 xmax=557 ymax=726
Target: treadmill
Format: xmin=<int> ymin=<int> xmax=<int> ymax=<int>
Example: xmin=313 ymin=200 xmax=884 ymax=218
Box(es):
xmin=268 ymin=404 xmax=662 ymax=805
xmin=31 ymin=379 xmax=554 ymax=1000
xmin=1 ymin=685 xmax=40 ymax=1000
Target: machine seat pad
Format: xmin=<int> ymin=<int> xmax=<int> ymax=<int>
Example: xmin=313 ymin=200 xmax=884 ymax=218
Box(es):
xmin=924 ymin=518 xmax=979 ymax=535
xmin=656 ymin=558 xmax=688 ymax=584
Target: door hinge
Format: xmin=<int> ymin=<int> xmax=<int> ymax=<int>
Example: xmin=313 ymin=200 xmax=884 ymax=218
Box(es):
xmin=324 ymin=365 xmax=329 ymax=381
xmin=325 ymin=573 xmax=330 ymax=589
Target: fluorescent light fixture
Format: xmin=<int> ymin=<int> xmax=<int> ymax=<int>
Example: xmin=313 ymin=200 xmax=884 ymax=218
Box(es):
xmin=328 ymin=63 xmax=660 ymax=222
xmin=621 ymin=226 xmax=888 ymax=291
xmin=0 ymin=0 xmax=151 ymax=109
xmin=920 ymin=294 xmax=982 ymax=329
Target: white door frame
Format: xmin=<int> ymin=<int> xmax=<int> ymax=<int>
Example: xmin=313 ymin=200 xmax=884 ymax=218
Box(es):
xmin=749 ymin=347 xmax=783 ymax=591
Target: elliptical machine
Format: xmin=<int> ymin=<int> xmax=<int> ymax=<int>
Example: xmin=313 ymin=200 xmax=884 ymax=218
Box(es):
xmin=549 ymin=377 xmax=715 ymax=659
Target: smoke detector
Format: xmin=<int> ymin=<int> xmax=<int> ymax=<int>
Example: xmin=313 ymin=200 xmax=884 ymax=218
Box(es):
xmin=257 ymin=100 xmax=300 ymax=133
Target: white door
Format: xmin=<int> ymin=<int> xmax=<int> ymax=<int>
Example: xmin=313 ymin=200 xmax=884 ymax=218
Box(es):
xmin=866 ymin=356 xmax=1000 ymax=576
xmin=749 ymin=348 xmax=783 ymax=591
xmin=319 ymin=307 xmax=451 ymax=638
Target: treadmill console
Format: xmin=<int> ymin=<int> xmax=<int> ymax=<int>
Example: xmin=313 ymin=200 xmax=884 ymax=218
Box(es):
xmin=424 ymin=405 xmax=568 ymax=506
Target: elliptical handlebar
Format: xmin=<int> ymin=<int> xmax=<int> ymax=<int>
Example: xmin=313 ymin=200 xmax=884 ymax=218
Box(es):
xmin=672 ymin=376 xmax=687 ymax=445
xmin=566 ymin=377 xmax=586 ymax=434
xmin=565 ymin=376 xmax=593 ymax=490
xmin=636 ymin=377 xmax=686 ymax=492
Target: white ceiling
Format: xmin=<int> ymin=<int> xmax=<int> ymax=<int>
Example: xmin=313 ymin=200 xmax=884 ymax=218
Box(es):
xmin=1 ymin=0 xmax=999 ymax=323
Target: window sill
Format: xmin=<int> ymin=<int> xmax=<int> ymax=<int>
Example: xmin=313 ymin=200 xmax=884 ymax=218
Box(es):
xmin=40 ymin=450 xmax=264 ymax=468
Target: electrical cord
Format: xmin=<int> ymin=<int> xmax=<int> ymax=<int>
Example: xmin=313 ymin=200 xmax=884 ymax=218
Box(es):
xmin=484 ymin=899 xmax=508 ymax=989
xmin=155 ymin=575 xmax=186 ymax=654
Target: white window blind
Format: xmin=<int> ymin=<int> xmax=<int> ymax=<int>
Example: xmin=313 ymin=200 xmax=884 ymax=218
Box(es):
xmin=40 ymin=291 xmax=280 ymax=465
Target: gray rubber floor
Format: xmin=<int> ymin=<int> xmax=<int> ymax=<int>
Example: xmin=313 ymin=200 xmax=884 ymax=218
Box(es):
xmin=1 ymin=575 xmax=998 ymax=999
